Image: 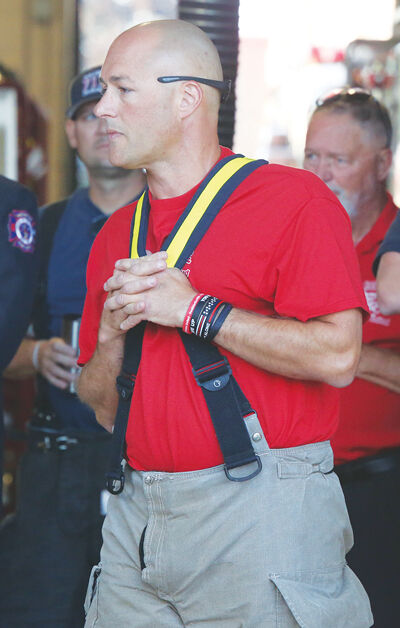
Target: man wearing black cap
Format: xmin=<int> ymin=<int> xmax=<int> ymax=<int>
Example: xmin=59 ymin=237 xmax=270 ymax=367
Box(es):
xmin=0 ymin=66 xmax=145 ymax=628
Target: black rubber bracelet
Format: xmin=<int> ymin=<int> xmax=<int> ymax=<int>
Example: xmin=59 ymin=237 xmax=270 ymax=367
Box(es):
xmin=190 ymin=294 xmax=214 ymax=336
xmin=192 ymin=295 xmax=219 ymax=338
xmin=206 ymin=302 xmax=233 ymax=341
xmin=189 ymin=295 xmax=232 ymax=341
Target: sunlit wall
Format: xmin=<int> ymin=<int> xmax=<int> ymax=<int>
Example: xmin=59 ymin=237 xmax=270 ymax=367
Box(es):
xmin=234 ymin=0 xmax=396 ymax=165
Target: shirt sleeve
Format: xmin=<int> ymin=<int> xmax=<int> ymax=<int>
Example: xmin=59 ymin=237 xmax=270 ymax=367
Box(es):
xmin=373 ymin=210 xmax=400 ymax=275
xmin=267 ymin=196 xmax=369 ymax=321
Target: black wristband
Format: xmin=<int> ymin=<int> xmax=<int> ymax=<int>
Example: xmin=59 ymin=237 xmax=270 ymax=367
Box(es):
xmin=206 ymin=301 xmax=233 ymax=341
xmin=188 ymin=294 xmax=232 ymax=341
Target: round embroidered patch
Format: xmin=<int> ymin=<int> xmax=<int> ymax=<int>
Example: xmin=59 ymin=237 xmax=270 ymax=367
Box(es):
xmin=7 ymin=209 xmax=36 ymax=253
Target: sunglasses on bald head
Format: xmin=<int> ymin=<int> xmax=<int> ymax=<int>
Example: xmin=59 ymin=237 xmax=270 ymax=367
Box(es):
xmin=315 ymin=86 xmax=374 ymax=107
xmin=315 ymin=86 xmax=392 ymax=148
xmin=157 ymin=76 xmax=231 ymax=104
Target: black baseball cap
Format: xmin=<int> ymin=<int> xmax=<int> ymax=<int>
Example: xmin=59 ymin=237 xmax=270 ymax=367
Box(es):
xmin=66 ymin=66 xmax=102 ymax=119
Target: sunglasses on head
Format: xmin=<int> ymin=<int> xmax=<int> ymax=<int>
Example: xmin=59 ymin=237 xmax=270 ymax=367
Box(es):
xmin=315 ymin=87 xmax=392 ymax=148
xmin=315 ymin=87 xmax=376 ymax=107
xmin=157 ymin=76 xmax=232 ymax=104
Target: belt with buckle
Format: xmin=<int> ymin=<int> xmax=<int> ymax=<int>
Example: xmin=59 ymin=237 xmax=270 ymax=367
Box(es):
xmin=28 ymin=426 xmax=80 ymax=452
xmin=335 ymin=448 xmax=400 ymax=484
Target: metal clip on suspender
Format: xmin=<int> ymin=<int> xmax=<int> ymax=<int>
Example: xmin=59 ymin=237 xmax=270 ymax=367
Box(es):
xmin=184 ymin=337 xmax=262 ymax=482
xmin=106 ymin=374 xmax=134 ymax=494
xmin=105 ymin=155 xmax=268 ymax=493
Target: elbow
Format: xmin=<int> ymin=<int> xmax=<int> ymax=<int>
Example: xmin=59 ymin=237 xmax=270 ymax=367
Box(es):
xmin=77 ymin=363 xmax=116 ymax=433
xmin=324 ymin=345 xmax=360 ymax=389
xmin=321 ymin=309 xmax=363 ymax=388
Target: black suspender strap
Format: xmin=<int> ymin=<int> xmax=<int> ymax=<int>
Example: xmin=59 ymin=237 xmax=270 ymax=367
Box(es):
xmin=105 ymin=323 xmax=145 ymax=494
xmin=33 ymin=199 xmax=68 ymax=340
xmin=106 ymin=154 xmax=268 ymax=493
xmin=179 ymin=331 xmax=262 ymax=481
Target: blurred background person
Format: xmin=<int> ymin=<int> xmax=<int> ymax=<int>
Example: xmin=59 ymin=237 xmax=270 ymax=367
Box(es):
xmin=374 ymin=210 xmax=400 ymax=314
xmin=0 ymin=175 xmax=38 ymax=509
xmin=304 ymin=87 xmax=400 ymax=627
xmin=0 ymin=66 xmax=146 ymax=628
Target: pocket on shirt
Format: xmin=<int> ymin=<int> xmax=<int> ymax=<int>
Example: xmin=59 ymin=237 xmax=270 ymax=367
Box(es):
xmin=269 ymin=564 xmax=373 ymax=628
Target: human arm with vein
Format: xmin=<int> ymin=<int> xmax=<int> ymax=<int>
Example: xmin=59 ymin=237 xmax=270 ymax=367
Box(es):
xmin=100 ymin=253 xmax=362 ymax=388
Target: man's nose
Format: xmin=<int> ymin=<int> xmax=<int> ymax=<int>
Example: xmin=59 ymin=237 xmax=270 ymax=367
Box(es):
xmin=94 ymin=92 xmax=114 ymax=119
xmin=313 ymin=158 xmax=333 ymax=183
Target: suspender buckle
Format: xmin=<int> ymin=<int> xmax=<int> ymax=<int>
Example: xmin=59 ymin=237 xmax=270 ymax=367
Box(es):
xmin=116 ymin=373 xmax=135 ymax=401
xmin=193 ymin=357 xmax=232 ymax=392
xmin=224 ymin=454 xmax=263 ymax=482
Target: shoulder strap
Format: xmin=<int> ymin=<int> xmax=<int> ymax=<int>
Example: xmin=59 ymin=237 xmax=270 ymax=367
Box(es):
xmin=105 ymin=323 xmax=146 ymax=493
xmin=33 ymin=199 xmax=68 ymax=338
xmin=131 ymin=155 xmax=266 ymax=266
xmin=106 ymin=156 xmax=267 ymax=493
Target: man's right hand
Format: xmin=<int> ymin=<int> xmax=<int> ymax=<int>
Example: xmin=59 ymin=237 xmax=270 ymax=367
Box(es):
xmin=37 ymin=338 xmax=78 ymax=389
xmin=98 ymin=251 xmax=168 ymax=343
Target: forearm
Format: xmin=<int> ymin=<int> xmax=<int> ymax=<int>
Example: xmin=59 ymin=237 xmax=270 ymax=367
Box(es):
xmin=77 ymin=334 xmax=125 ymax=432
xmin=356 ymin=343 xmax=400 ymax=393
xmin=214 ymin=307 xmax=362 ymax=388
xmin=103 ymin=256 xmax=362 ymax=388
xmin=376 ymin=252 xmax=400 ymax=315
xmin=4 ymin=338 xmax=37 ymax=379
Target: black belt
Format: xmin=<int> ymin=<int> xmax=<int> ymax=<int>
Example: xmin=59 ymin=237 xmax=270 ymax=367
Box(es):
xmin=335 ymin=448 xmax=400 ymax=484
xmin=28 ymin=426 xmax=110 ymax=453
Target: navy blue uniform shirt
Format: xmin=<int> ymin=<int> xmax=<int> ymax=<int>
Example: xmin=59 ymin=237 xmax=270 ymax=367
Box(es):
xmin=35 ymin=188 xmax=108 ymax=431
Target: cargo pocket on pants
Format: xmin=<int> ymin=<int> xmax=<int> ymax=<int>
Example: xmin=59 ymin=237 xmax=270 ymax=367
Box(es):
xmin=269 ymin=564 xmax=373 ymax=628
xmin=84 ymin=563 xmax=102 ymax=623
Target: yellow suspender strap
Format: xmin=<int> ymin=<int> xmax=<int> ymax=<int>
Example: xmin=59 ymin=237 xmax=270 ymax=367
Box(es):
xmin=130 ymin=156 xmax=256 ymax=267
xmin=130 ymin=192 xmax=145 ymax=261
xmin=165 ymin=157 xmax=253 ymax=268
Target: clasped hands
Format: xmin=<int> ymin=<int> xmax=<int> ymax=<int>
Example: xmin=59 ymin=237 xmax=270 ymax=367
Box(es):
xmin=100 ymin=251 xmax=196 ymax=340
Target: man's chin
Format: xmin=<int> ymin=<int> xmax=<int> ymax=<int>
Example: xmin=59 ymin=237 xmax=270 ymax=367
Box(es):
xmin=108 ymin=150 xmax=130 ymax=170
xmin=329 ymin=188 xmax=358 ymax=218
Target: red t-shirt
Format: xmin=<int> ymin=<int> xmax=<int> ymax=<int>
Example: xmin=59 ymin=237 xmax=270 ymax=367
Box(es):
xmin=332 ymin=194 xmax=400 ymax=464
xmin=79 ymin=147 xmax=367 ymax=472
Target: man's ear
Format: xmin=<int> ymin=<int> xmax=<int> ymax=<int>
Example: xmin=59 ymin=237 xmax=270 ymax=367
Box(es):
xmin=65 ymin=118 xmax=78 ymax=149
xmin=377 ymin=147 xmax=392 ymax=182
xmin=178 ymin=81 xmax=203 ymax=119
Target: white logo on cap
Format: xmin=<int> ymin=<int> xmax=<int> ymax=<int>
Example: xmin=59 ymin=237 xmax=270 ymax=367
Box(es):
xmin=82 ymin=71 xmax=100 ymax=97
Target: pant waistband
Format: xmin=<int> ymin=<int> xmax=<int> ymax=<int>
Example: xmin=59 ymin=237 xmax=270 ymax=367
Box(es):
xmin=128 ymin=440 xmax=333 ymax=483
xmin=335 ymin=448 xmax=400 ymax=483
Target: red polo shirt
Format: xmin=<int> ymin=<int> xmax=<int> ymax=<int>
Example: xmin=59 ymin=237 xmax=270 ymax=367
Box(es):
xmin=332 ymin=194 xmax=400 ymax=464
xmin=79 ymin=148 xmax=367 ymax=472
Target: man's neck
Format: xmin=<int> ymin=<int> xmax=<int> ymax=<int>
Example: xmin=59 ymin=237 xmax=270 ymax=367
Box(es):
xmin=88 ymin=171 xmax=146 ymax=215
xmin=351 ymin=188 xmax=388 ymax=245
xmin=146 ymin=142 xmax=221 ymax=200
